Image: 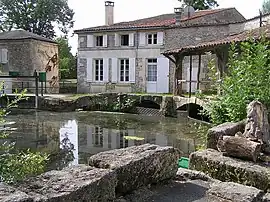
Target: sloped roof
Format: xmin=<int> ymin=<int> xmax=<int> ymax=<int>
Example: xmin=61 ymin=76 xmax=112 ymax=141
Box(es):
xmin=75 ymin=8 xmax=236 ymax=33
xmin=163 ymin=24 xmax=270 ymax=55
xmin=0 ymin=30 xmax=56 ymax=44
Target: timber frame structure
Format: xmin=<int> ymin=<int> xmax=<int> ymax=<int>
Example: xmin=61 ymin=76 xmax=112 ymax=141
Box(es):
xmin=162 ymin=24 xmax=270 ymax=96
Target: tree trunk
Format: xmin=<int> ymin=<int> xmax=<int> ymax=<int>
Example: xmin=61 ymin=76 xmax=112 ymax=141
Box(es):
xmin=217 ymin=136 xmax=261 ymax=162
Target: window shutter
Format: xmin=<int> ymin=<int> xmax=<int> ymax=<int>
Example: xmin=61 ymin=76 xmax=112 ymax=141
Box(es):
xmin=129 ymin=33 xmax=134 ymax=46
xmin=111 ymin=58 xmax=118 ymax=83
xmin=139 ymin=33 xmax=146 ymax=46
xmin=87 ymin=58 xmax=93 ymax=82
xmin=129 ymin=58 xmax=136 ymax=83
xmin=157 ymin=32 xmax=164 ymax=45
xmin=1 ymin=49 xmax=8 ymax=64
xmin=87 ymin=35 xmax=94 ymax=47
xmin=103 ymin=35 xmax=108 ymax=47
xmin=157 ymin=57 xmax=169 ymax=93
xmin=115 ymin=34 xmax=120 ymax=46
xmin=103 ymin=58 xmax=109 ymax=82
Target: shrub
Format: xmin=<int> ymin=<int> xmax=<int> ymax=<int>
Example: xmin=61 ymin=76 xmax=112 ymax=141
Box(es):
xmin=0 ymin=88 xmax=48 ymax=183
xmin=204 ymin=34 xmax=270 ymax=125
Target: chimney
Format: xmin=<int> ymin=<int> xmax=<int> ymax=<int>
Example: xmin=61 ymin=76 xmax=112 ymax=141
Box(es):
xmin=174 ymin=7 xmax=183 ymax=25
xmin=105 ymin=1 xmax=114 ymax=26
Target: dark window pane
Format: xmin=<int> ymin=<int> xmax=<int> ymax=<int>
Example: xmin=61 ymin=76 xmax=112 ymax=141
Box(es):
xmin=121 ymin=60 xmax=124 ymax=65
xmin=125 ymin=76 xmax=129 ymax=81
xmin=126 ymin=59 xmax=129 ymax=65
xmin=100 ymin=59 xmax=103 ymax=65
xmin=153 ymin=38 xmax=157 ymax=44
xmin=120 ymin=76 xmax=124 ymax=81
xmin=121 ymin=35 xmax=129 ymax=46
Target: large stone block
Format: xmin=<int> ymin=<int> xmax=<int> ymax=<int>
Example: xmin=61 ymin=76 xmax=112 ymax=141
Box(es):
xmin=88 ymin=144 xmax=181 ymax=194
xmin=207 ymin=120 xmax=246 ymax=149
xmin=207 ymin=182 xmax=264 ymax=202
xmin=189 ymin=149 xmax=270 ymax=191
xmin=0 ymin=183 xmax=32 ymax=202
xmin=18 ymin=165 xmax=117 ymax=202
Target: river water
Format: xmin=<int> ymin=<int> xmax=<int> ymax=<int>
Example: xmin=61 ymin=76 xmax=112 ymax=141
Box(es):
xmin=5 ymin=110 xmax=206 ymax=170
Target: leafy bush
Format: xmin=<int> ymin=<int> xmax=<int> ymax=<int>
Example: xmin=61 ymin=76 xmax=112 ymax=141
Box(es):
xmin=0 ymin=88 xmax=48 ymax=183
xmin=204 ymin=34 xmax=270 ymax=125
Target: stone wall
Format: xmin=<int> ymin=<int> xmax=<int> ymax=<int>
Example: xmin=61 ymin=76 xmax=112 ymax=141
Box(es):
xmin=30 ymin=40 xmax=59 ymax=93
xmin=0 ymin=39 xmax=32 ymax=75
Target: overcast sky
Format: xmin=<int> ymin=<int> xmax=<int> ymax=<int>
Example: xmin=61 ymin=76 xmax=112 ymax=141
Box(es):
xmin=68 ymin=0 xmax=265 ymax=54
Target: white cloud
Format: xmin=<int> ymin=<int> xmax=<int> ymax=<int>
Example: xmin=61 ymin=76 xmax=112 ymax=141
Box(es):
xmin=67 ymin=0 xmax=265 ymax=54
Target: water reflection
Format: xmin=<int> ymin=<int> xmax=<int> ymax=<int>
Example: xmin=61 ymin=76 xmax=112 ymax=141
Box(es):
xmin=5 ymin=110 xmax=203 ymax=169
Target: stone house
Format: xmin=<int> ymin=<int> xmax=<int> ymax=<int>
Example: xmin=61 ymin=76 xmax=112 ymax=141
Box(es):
xmin=163 ymin=12 xmax=270 ymax=95
xmin=75 ymin=1 xmax=245 ymax=94
xmin=0 ymin=30 xmax=59 ymax=93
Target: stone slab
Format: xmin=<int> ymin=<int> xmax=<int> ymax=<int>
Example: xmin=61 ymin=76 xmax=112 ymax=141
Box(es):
xmin=0 ymin=183 xmax=32 ymax=202
xmin=18 ymin=165 xmax=117 ymax=202
xmin=189 ymin=149 xmax=270 ymax=191
xmin=207 ymin=182 xmax=264 ymax=202
xmin=175 ymin=168 xmax=213 ymax=182
xmin=207 ymin=120 xmax=245 ymax=149
xmin=88 ymin=144 xmax=181 ymax=194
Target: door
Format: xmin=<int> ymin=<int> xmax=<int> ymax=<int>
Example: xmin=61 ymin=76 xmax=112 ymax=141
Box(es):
xmin=147 ymin=57 xmax=169 ymax=93
xmin=146 ymin=58 xmax=158 ymax=93
xmin=186 ymin=57 xmax=198 ymax=93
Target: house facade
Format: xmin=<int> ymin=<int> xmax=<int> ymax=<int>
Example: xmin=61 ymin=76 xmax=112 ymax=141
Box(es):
xmin=0 ymin=30 xmax=59 ymax=93
xmin=75 ymin=1 xmax=245 ymax=94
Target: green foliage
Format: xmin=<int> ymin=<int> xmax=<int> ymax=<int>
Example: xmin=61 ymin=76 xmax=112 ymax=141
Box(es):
xmin=0 ymin=89 xmax=48 ymax=183
xmin=0 ymin=0 xmax=74 ymax=39
xmin=180 ymin=0 xmax=219 ymax=10
xmin=204 ymin=34 xmax=270 ymax=125
xmin=56 ymin=37 xmax=76 ymax=79
xmin=262 ymin=0 xmax=270 ymax=14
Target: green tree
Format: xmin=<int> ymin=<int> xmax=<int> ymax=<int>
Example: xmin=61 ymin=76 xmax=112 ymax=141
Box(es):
xmin=204 ymin=34 xmax=270 ymax=125
xmin=0 ymin=0 xmax=74 ymax=39
xmin=56 ymin=37 xmax=76 ymax=79
xmin=180 ymin=0 xmax=219 ymax=10
xmin=262 ymin=0 xmax=270 ymax=14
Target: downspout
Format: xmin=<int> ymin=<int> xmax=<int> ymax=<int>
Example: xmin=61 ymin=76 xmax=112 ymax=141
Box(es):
xmin=135 ymin=30 xmax=139 ymax=91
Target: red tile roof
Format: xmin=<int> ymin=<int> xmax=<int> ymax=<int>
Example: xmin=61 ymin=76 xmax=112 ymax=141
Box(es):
xmin=163 ymin=24 xmax=270 ymax=55
xmin=75 ymin=8 xmax=235 ymax=33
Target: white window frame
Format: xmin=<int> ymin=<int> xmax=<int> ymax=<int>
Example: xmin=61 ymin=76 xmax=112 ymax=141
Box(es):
xmin=119 ymin=59 xmax=130 ymax=82
xmin=147 ymin=33 xmax=158 ymax=45
xmin=95 ymin=35 xmax=103 ymax=47
xmin=94 ymin=59 xmax=104 ymax=82
xmin=147 ymin=58 xmax=157 ymax=82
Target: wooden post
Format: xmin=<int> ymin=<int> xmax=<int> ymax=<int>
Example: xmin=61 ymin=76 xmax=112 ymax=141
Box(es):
xmin=189 ymin=55 xmax=192 ymax=98
xmin=174 ymin=55 xmax=184 ymax=96
xmin=197 ymin=54 xmax=201 ymax=91
xmin=34 ymin=70 xmax=38 ymax=109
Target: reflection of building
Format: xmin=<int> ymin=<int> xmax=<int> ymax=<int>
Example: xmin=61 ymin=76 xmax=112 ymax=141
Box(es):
xmin=59 ymin=120 xmax=78 ymax=166
xmin=80 ymin=126 xmax=137 ymax=155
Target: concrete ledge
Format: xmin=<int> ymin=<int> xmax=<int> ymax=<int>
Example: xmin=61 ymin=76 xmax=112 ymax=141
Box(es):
xmin=189 ymin=149 xmax=270 ymax=191
xmin=88 ymin=144 xmax=181 ymax=194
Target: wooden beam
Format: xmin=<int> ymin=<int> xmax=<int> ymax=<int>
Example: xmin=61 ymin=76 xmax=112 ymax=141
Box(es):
xmin=197 ymin=54 xmax=201 ymax=90
xmin=189 ymin=55 xmax=192 ymax=98
xmin=174 ymin=55 xmax=184 ymax=95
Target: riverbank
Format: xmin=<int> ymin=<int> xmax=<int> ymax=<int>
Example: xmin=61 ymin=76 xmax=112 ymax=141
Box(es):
xmin=2 ymin=144 xmax=269 ymax=202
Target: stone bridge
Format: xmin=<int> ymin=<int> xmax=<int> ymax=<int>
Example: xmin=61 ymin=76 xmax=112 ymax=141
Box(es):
xmin=127 ymin=94 xmax=208 ymax=110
